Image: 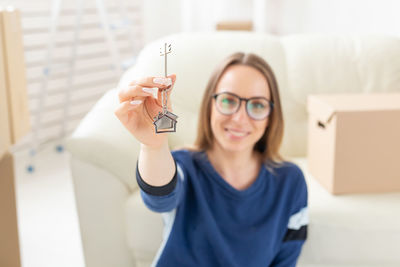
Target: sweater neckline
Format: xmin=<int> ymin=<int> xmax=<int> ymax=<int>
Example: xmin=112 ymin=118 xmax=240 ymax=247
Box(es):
xmin=196 ymin=151 xmax=267 ymax=198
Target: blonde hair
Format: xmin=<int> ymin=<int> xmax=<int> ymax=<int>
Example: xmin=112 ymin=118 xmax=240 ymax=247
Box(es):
xmin=190 ymin=52 xmax=286 ymax=172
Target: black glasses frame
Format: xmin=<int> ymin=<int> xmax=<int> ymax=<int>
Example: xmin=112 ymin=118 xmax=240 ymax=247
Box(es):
xmin=212 ymin=92 xmax=274 ymax=120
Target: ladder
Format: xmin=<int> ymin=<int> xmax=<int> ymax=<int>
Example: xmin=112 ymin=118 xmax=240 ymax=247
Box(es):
xmin=27 ymin=0 xmax=137 ymax=172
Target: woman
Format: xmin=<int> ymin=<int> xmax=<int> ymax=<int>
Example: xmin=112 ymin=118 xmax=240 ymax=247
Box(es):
xmin=115 ymin=52 xmax=308 ymax=267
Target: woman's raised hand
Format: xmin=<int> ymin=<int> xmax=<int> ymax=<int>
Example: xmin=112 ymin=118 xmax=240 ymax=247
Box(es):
xmin=114 ymin=74 xmax=176 ymax=149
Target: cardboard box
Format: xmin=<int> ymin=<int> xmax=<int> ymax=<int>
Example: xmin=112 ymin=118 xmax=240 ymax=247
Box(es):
xmin=0 ymin=14 xmax=11 ymax=159
xmin=0 ymin=8 xmax=30 ymax=146
xmin=0 ymin=152 xmax=21 ymax=267
xmin=307 ymin=93 xmax=400 ymax=195
xmin=0 ymin=8 xmax=26 ymax=266
xmin=216 ymin=20 xmax=253 ymax=31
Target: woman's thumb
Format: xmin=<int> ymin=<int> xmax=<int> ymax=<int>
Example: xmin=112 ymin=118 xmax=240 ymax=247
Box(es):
xmin=168 ymin=74 xmax=176 ymax=85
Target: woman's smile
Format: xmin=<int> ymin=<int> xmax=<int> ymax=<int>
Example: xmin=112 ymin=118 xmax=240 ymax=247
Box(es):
xmin=224 ymin=127 xmax=250 ymax=139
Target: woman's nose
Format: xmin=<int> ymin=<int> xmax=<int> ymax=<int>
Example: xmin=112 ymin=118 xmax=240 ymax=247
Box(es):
xmin=231 ymin=102 xmax=249 ymax=122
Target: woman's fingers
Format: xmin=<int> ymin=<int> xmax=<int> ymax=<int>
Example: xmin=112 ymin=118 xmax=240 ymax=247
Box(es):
xmin=168 ymin=74 xmax=176 ymax=85
xmin=118 ymin=74 xmax=177 ymax=110
xmin=118 ymin=85 xmax=158 ymax=103
xmin=157 ymin=74 xmax=176 ymax=100
xmin=129 ymin=76 xmax=173 ymax=88
xmin=160 ymin=74 xmax=176 ymax=92
xmin=128 ymin=74 xmax=176 ymax=91
xmin=115 ymin=99 xmax=140 ymax=118
xmin=115 ymin=94 xmax=147 ymax=113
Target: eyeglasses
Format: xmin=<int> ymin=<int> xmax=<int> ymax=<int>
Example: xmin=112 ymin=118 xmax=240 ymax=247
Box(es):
xmin=212 ymin=92 xmax=274 ymax=120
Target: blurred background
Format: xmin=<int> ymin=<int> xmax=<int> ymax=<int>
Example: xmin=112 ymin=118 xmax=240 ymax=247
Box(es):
xmin=3 ymin=0 xmax=400 ymax=153
xmin=1 ymin=1 xmax=399 ymax=267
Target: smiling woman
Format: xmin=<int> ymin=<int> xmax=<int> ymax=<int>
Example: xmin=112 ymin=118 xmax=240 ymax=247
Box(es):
xmin=115 ymin=52 xmax=309 ymax=267
xmin=194 ymin=53 xmax=285 ymax=175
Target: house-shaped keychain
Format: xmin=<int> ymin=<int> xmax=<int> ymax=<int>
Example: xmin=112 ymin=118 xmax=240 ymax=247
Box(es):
xmin=153 ymin=110 xmax=178 ymax=133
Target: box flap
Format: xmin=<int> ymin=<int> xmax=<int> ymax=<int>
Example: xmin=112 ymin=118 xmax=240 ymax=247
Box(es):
xmin=0 ymin=9 xmax=10 ymax=157
xmin=307 ymin=95 xmax=337 ymax=124
xmin=307 ymin=93 xmax=400 ymax=124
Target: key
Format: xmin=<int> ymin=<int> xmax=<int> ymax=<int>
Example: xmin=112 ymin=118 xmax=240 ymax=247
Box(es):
xmin=153 ymin=42 xmax=178 ymax=133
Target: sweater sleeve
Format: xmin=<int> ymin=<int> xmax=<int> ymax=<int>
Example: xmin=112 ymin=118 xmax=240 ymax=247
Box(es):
xmin=136 ymin=159 xmax=186 ymax=213
xmin=270 ymin=169 xmax=309 ymax=267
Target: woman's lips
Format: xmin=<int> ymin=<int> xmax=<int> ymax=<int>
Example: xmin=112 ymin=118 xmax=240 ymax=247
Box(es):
xmin=225 ymin=128 xmax=249 ymax=138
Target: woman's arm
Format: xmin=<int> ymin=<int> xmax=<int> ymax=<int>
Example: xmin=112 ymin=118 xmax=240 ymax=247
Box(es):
xmin=270 ymin=168 xmax=309 ymax=267
xmin=138 ymin=141 xmax=175 ymax=187
xmin=269 ymin=239 xmax=306 ymax=267
xmin=136 ymin=142 xmax=185 ymax=213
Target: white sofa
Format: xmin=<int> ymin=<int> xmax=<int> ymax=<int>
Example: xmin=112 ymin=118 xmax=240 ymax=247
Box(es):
xmin=66 ymin=32 xmax=400 ymax=267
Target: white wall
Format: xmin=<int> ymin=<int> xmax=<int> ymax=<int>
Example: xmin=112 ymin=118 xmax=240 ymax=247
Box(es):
xmin=301 ymin=0 xmax=400 ymax=36
xmin=141 ymin=0 xmax=400 ymax=46
xmin=141 ymin=0 xmax=182 ymax=44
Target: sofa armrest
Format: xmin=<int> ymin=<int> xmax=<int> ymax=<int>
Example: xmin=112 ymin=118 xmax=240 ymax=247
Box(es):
xmin=70 ymin=156 xmax=136 ymax=267
xmin=66 ymin=89 xmax=140 ymax=192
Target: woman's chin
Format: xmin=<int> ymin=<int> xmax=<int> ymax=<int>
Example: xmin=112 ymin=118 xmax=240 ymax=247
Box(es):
xmin=213 ymin=129 xmax=258 ymax=154
xmin=218 ymin=140 xmax=251 ymax=154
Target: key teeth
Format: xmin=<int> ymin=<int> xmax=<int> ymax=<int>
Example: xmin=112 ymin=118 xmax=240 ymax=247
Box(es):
xmin=160 ymin=43 xmax=172 ymax=55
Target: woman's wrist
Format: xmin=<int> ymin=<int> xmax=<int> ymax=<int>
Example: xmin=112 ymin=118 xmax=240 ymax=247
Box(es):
xmin=138 ymin=138 xmax=175 ymax=187
xmin=140 ymin=139 xmax=169 ymax=152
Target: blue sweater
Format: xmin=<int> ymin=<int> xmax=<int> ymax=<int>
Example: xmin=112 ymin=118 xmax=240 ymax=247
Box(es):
xmin=136 ymin=149 xmax=308 ymax=267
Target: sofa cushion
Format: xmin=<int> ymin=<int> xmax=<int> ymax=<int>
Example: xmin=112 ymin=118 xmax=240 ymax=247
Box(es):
xmin=292 ymin=157 xmax=400 ymax=266
xmin=125 ymin=190 xmax=162 ymax=263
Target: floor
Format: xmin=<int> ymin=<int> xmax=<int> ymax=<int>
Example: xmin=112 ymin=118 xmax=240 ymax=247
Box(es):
xmin=13 ymin=141 xmax=85 ymax=267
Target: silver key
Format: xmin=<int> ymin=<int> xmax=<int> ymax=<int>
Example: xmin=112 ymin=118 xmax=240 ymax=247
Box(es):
xmin=153 ymin=43 xmax=178 ymax=133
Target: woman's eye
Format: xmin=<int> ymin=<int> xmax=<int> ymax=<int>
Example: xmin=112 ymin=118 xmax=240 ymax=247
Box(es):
xmin=250 ymin=102 xmax=266 ymax=110
xmin=221 ymin=98 xmax=236 ymax=106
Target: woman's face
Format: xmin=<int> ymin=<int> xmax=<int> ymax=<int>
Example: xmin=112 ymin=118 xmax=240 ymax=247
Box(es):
xmin=210 ymin=64 xmax=271 ymax=154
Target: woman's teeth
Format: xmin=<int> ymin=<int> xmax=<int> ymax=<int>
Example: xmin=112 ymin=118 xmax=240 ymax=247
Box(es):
xmin=227 ymin=129 xmax=247 ymax=137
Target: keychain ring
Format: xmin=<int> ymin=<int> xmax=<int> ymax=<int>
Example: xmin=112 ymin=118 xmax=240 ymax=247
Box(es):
xmin=164 ymin=85 xmax=172 ymax=93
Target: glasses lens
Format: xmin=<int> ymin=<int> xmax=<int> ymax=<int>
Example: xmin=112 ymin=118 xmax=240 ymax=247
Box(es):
xmin=215 ymin=93 xmax=239 ymax=115
xmin=247 ymin=99 xmax=271 ymax=120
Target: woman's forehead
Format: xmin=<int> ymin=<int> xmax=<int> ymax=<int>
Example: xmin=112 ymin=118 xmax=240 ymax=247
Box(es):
xmin=215 ymin=65 xmax=270 ymax=98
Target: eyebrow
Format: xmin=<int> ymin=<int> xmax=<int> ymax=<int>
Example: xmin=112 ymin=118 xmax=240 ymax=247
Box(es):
xmin=218 ymin=90 xmax=271 ymax=100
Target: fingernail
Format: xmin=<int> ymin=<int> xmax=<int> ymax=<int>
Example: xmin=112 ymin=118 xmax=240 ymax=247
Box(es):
xmin=153 ymin=77 xmax=172 ymax=86
xmin=142 ymin=87 xmax=158 ymax=94
xmin=130 ymin=100 xmax=142 ymax=105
